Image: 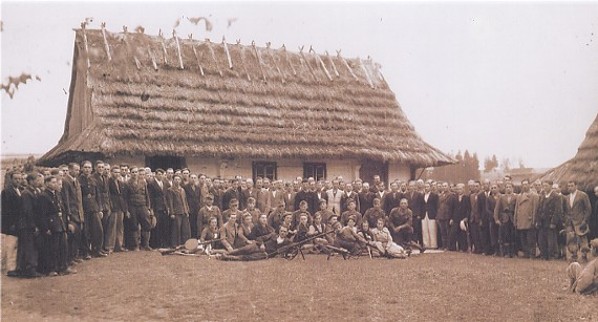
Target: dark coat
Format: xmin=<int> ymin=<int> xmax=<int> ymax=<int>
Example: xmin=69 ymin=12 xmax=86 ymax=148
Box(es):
xmin=1 ymin=186 xmax=21 ymax=235
xmin=437 ymin=192 xmax=456 ymax=221
xmin=147 ymin=178 xmax=168 ymax=213
xmin=493 ymin=194 xmax=516 ymax=224
xmin=383 ymin=191 xmax=403 ymax=216
xmin=184 ymin=183 xmax=202 ymax=214
xmin=62 ymin=175 xmax=84 ymax=223
xmin=405 ymin=191 xmax=424 ymax=218
xmin=79 ymin=174 xmax=102 ymax=213
xmin=37 ymin=190 xmax=66 ymax=233
xmin=537 ymin=192 xmax=563 ymax=228
xmin=19 ymin=187 xmax=39 ymax=231
xmin=340 ymin=191 xmax=361 ymax=214
xmin=452 ymin=194 xmax=471 ymax=222
xmin=108 ymin=177 xmax=128 ymax=213
xmin=93 ymin=172 xmax=111 ymax=212
xmin=422 ymin=192 xmax=439 ymax=220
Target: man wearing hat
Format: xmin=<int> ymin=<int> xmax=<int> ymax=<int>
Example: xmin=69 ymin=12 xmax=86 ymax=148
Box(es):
xmin=566 ymin=239 xmax=598 ymax=295
xmin=147 ymin=168 xmax=169 ymax=248
xmin=198 ymin=193 xmax=222 ymax=233
xmin=565 ymin=181 xmax=592 ymax=262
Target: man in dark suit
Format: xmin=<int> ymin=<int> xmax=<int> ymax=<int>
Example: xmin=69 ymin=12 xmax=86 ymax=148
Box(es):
xmin=93 ymin=161 xmax=111 ymax=235
xmin=79 ymin=160 xmax=107 ymax=257
xmin=340 ymin=183 xmax=360 ymax=214
xmin=383 ymin=182 xmax=403 ymax=217
xmin=449 ymin=183 xmax=470 ymax=252
xmin=61 ymin=163 xmax=86 ymax=263
xmin=494 ymin=182 xmax=517 ymax=257
xmin=486 ymin=183 xmax=501 ymax=256
xmin=422 ymin=182 xmax=439 ymax=249
xmin=536 ymin=181 xmax=563 ymax=260
xmin=437 ymin=182 xmax=456 ymax=250
xmin=37 ymin=176 xmax=75 ymax=276
xmin=15 ymin=173 xmax=43 ymax=277
xmin=565 ymin=181 xmax=592 ymax=262
xmin=478 ymin=180 xmax=492 ymax=255
xmin=468 ymin=181 xmax=483 ymax=254
xmin=2 ymin=171 xmax=22 ymax=276
xmin=358 ymin=182 xmax=374 ymax=215
xmin=107 ymin=166 xmax=128 ymax=252
xmin=183 ymin=174 xmax=203 ymax=238
xmin=283 ymin=183 xmax=296 ymax=213
xmin=405 ymin=181 xmax=425 ymax=246
xmin=222 ymin=179 xmax=241 ymax=212
xmin=148 ymin=169 xmax=169 ymax=247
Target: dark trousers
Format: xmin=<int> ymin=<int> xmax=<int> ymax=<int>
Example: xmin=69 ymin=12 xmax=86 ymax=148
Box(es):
xmin=438 ymin=219 xmax=450 ymax=250
xmin=85 ymin=212 xmax=104 ymax=254
xmin=469 ymin=222 xmax=482 ymax=254
xmin=449 ymin=221 xmax=468 ymax=252
xmin=170 ymin=214 xmax=191 ymax=247
xmin=129 ymin=206 xmax=152 ymax=248
xmin=189 ymin=209 xmax=199 ymax=239
xmin=39 ymin=232 xmax=68 ymax=274
xmin=537 ymin=227 xmax=557 ymax=259
xmin=479 ymin=221 xmax=491 ymax=255
xmin=150 ymin=210 xmax=169 ymax=248
xmin=16 ymin=229 xmax=38 ymax=273
xmin=518 ymin=229 xmax=536 ymax=258
xmin=498 ymin=221 xmax=515 ymax=255
xmin=489 ymin=221 xmax=500 ymax=255
xmin=67 ymin=222 xmax=83 ymax=262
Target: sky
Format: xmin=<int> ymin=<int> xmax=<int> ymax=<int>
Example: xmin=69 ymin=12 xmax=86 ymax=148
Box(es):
xmin=1 ymin=1 xmax=597 ymax=169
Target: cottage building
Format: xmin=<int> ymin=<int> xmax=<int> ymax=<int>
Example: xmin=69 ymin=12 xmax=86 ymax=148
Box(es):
xmin=537 ymin=113 xmax=598 ymax=192
xmin=39 ymin=26 xmax=453 ymax=183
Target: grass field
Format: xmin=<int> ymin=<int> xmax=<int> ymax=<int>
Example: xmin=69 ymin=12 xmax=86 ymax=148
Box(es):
xmin=1 ymin=251 xmax=596 ymax=322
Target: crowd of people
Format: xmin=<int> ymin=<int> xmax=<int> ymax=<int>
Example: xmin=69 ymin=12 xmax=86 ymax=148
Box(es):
xmin=1 ymin=160 xmax=598 ymax=282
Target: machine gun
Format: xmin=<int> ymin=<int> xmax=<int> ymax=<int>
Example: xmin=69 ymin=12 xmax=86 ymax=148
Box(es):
xmin=268 ymin=230 xmax=343 ymax=260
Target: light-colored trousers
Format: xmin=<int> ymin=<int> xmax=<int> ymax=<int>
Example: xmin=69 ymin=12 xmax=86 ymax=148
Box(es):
xmin=421 ymin=215 xmax=438 ymax=249
xmin=1 ymin=234 xmax=18 ymax=273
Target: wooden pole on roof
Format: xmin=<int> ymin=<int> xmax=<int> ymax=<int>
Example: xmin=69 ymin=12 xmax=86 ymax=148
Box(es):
xmin=192 ymin=45 xmax=205 ymax=76
xmin=281 ymin=44 xmax=297 ymax=76
xmin=299 ymin=45 xmax=318 ymax=82
xmin=359 ymin=58 xmax=374 ymax=88
xmin=206 ymin=39 xmax=223 ymax=77
xmin=325 ymin=51 xmax=339 ymax=77
xmin=266 ymin=42 xmax=285 ymax=84
xmin=252 ymin=41 xmax=267 ymax=82
xmin=310 ymin=46 xmax=332 ymax=81
xmin=173 ymin=30 xmax=184 ymax=69
xmin=100 ymin=22 xmax=112 ymax=61
xmin=337 ymin=50 xmax=358 ymax=81
xmin=81 ymin=22 xmax=91 ymax=68
xmin=237 ymin=40 xmax=251 ymax=81
xmin=222 ymin=36 xmax=233 ymax=69
xmin=158 ymin=29 xmax=169 ymax=65
xmin=147 ymin=46 xmax=158 ymax=71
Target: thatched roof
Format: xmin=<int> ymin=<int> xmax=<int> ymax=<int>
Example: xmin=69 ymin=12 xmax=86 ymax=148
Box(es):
xmin=39 ymin=27 xmax=454 ymax=167
xmin=537 ymin=113 xmax=598 ymax=191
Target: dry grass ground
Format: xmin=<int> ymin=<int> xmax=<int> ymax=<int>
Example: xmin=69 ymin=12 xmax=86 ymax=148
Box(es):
xmin=1 ymin=251 xmax=596 ymax=322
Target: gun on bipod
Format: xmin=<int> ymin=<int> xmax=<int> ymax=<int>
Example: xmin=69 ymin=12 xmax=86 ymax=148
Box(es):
xmin=267 ymin=230 xmax=335 ymax=260
xmin=159 ymin=238 xmax=224 ymax=256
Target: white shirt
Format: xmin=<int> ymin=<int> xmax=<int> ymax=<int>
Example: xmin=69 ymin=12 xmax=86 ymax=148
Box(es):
xmin=569 ymin=190 xmax=577 ymax=208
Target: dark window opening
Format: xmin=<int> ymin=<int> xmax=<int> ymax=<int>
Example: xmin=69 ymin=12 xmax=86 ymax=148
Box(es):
xmin=303 ymin=162 xmax=327 ymax=181
xmin=146 ymin=155 xmax=187 ymax=171
xmin=253 ymin=161 xmax=277 ymax=182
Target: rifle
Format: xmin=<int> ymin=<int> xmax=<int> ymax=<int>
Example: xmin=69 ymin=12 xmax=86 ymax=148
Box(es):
xmin=267 ymin=230 xmax=335 ymax=260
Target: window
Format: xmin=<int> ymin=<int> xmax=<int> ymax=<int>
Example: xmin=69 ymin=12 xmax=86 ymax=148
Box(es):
xmin=253 ymin=161 xmax=277 ymax=182
xmin=303 ymin=162 xmax=327 ymax=181
xmin=146 ymin=156 xmax=187 ymax=171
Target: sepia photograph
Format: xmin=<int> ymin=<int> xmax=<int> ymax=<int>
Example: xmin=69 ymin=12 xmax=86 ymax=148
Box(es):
xmin=1 ymin=1 xmax=597 ymax=321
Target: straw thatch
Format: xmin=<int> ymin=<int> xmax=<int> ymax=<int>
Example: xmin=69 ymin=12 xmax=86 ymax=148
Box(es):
xmin=38 ymin=27 xmax=454 ymax=167
xmin=537 ymin=113 xmax=598 ymax=191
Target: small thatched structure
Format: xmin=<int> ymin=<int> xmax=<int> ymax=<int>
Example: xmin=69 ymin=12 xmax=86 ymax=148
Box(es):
xmin=39 ymin=26 xmax=453 ymax=182
xmin=537 ymin=113 xmax=598 ymax=191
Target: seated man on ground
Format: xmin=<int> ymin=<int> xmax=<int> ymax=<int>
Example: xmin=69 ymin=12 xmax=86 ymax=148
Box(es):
xmin=250 ymin=213 xmax=276 ymax=243
xmin=200 ymin=217 xmax=224 ymax=253
xmin=566 ymin=239 xmax=598 ymax=295
xmin=371 ymin=217 xmax=408 ymax=258
xmin=388 ymin=198 xmax=426 ymax=253
xmin=336 ymin=215 xmax=370 ymax=256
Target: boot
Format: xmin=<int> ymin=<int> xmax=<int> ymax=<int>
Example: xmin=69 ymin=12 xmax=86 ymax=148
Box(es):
xmin=141 ymin=231 xmax=152 ymax=251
